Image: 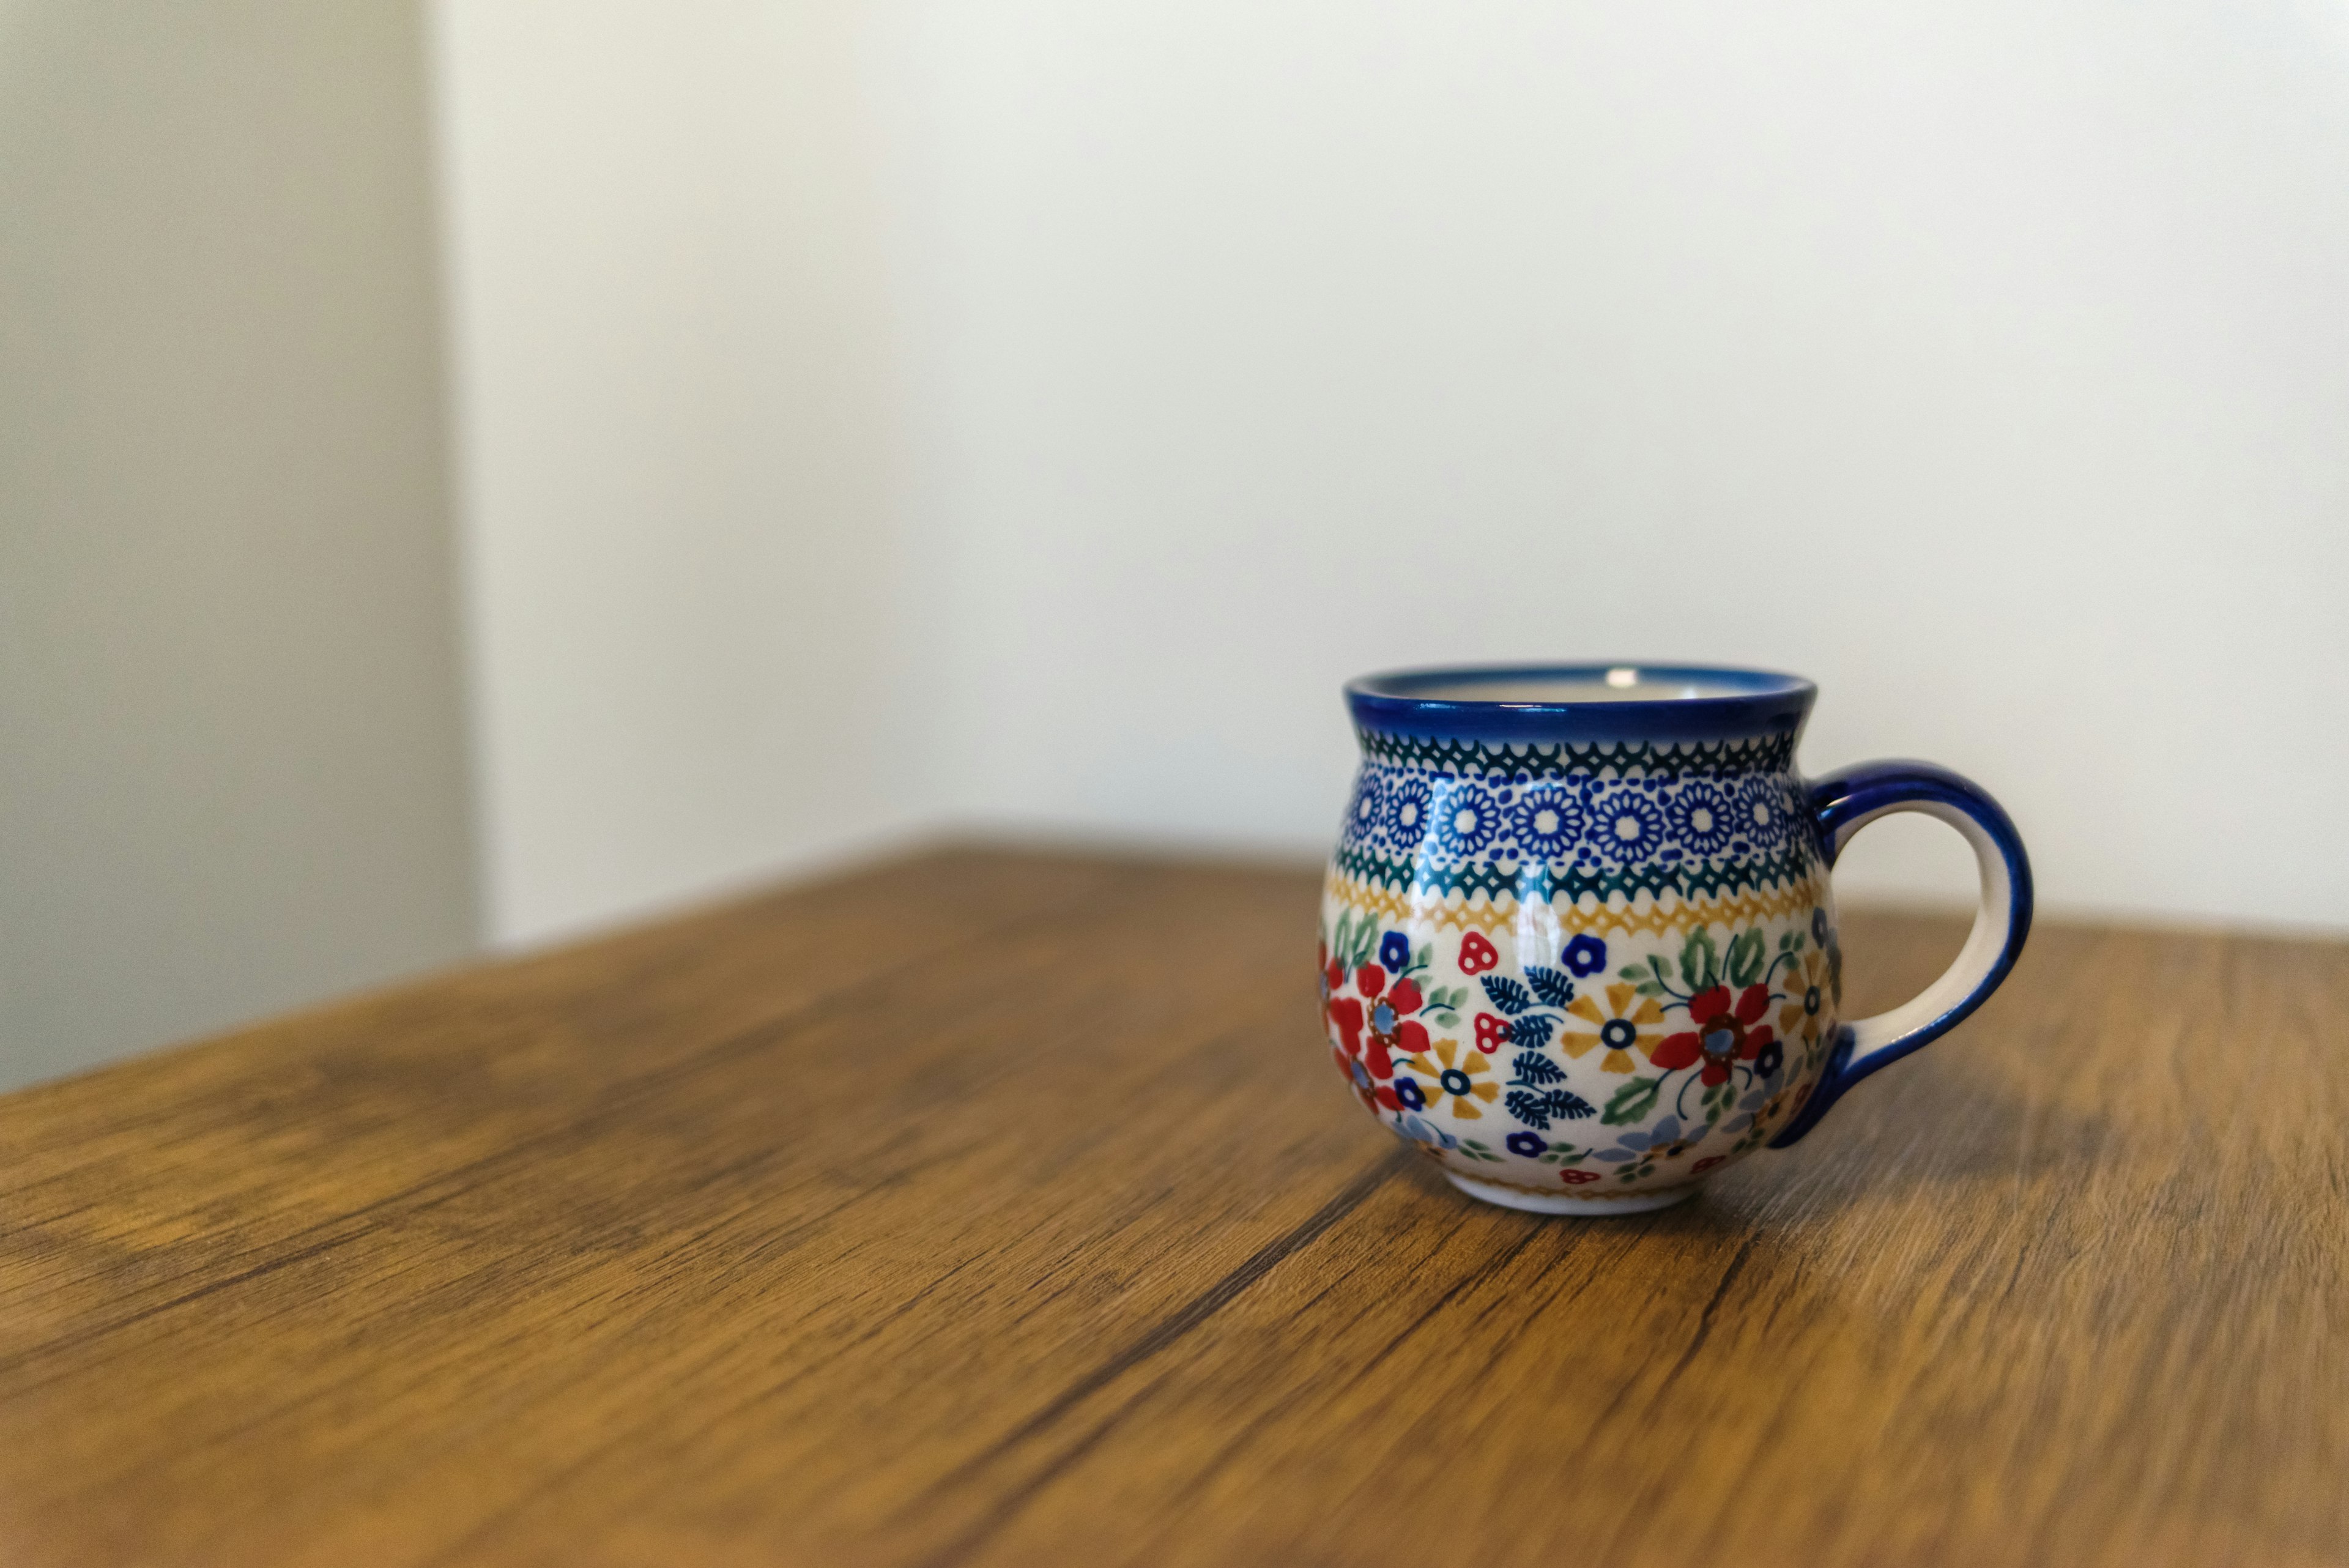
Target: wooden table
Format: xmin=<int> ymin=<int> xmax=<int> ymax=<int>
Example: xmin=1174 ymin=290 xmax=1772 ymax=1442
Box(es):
xmin=3 ymin=848 xmax=2343 ymax=1567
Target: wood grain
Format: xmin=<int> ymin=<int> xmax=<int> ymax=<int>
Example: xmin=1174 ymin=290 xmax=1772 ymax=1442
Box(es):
xmin=1 ymin=846 xmax=2343 ymax=1567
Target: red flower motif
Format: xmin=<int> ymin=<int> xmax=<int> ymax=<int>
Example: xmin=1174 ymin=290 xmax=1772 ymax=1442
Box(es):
xmin=1366 ymin=1020 xmax=1428 ymax=1081
xmin=1458 ymin=932 xmax=1499 ymax=975
xmin=1326 ymin=995 xmax=1364 ymax=1055
xmin=1333 ymin=960 xmax=1432 ymax=1083
xmin=1331 ymin=1046 xmax=1400 ymax=1115
xmin=1691 ymin=1155 xmax=1727 ymax=1175
xmin=1473 ymin=1013 xmax=1510 ymax=1054
xmin=1560 ymin=1169 xmax=1601 ymax=1185
xmin=1650 ymin=983 xmax=1776 ymax=1085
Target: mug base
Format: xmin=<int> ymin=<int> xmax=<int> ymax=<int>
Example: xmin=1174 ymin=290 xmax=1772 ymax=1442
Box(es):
xmin=1445 ymin=1172 xmax=1699 ymax=1216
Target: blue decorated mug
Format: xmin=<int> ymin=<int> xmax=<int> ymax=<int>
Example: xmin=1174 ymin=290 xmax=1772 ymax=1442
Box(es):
xmin=1318 ymin=664 xmax=2031 ymax=1214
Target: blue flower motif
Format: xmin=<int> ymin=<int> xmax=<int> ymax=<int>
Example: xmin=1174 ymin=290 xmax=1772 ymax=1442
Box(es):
xmin=1394 ymin=1077 xmax=1428 ymax=1112
xmin=1731 ymin=776 xmax=1792 ymax=852
xmin=1595 ymin=1114 xmax=1695 ymax=1164
xmin=1562 ymin=934 xmax=1607 ymax=978
xmin=1505 ymin=1131 xmax=1547 ymax=1157
xmin=1379 ymin=931 xmax=1411 ymax=973
xmin=1382 ymin=776 xmax=1434 ymax=846
xmin=1637 ymin=1113 xmax=1682 ymax=1145
xmin=1345 ymin=771 xmax=1385 ymax=843
xmin=1812 ymin=907 xmax=1829 ymax=943
xmin=1397 ymin=1114 xmax=1458 ymax=1152
xmin=1587 ymin=787 xmax=1667 ymax=864
xmin=1665 ymin=780 xmax=1737 ymax=858
xmin=1429 ymin=781 xmax=1501 ymax=858
xmin=1754 ymin=1039 xmax=1784 ymax=1079
xmin=1507 ymin=786 xmax=1584 ymax=859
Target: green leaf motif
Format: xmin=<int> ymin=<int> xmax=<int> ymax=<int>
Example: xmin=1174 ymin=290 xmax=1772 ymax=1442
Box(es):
xmin=1680 ymin=928 xmax=1720 ymax=992
xmin=1601 ymin=1075 xmax=1663 ymax=1126
xmin=1726 ymin=927 xmax=1765 ymax=987
xmin=1331 ymin=908 xmax=1376 ymax=972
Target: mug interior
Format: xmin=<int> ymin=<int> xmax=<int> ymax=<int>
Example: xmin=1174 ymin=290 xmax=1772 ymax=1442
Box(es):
xmin=1400 ymin=671 xmax=1753 ymax=704
xmin=1346 ymin=663 xmax=1815 ymax=742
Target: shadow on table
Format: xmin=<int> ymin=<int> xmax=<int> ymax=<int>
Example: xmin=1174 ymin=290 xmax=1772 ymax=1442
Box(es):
xmin=1718 ymin=1029 xmax=2120 ymax=1218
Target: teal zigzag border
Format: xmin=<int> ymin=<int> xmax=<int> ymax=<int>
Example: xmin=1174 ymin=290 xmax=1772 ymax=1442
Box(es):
xmin=1331 ymin=842 xmax=1819 ymax=902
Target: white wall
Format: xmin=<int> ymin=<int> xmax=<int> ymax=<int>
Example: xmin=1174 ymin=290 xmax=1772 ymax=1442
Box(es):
xmin=873 ymin=0 xmax=2349 ymax=927
xmin=0 ymin=0 xmax=478 ymax=1090
xmin=432 ymin=0 xmax=929 ymax=945
xmin=9 ymin=0 xmax=2332 ymax=1088
xmin=434 ymin=0 xmax=2349 ymax=943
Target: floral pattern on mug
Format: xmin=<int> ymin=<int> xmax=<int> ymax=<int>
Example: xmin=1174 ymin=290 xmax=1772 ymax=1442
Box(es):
xmin=1319 ymin=745 xmax=1841 ymax=1203
xmin=1324 ymin=666 xmax=2031 ymax=1213
xmin=1397 ymin=1036 xmax=1498 ymax=1119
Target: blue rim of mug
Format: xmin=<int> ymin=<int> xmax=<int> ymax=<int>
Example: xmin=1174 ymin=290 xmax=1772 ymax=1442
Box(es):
xmin=1345 ymin=663 xmax=1817 ymax=743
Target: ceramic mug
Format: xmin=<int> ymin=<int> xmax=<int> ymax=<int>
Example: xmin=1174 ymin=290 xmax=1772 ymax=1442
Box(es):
xmin=1318 ymin=663 xmax=2031 ymax=1214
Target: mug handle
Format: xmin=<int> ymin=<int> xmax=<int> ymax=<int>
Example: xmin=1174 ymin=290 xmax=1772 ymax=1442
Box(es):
xmin=1767 ymin=760 xmax=2033 ymax=1148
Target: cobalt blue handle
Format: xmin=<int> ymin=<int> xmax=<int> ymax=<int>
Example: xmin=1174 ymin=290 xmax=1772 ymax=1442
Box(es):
xmin=1767 ymin=760 xmax=2033 ymax=1148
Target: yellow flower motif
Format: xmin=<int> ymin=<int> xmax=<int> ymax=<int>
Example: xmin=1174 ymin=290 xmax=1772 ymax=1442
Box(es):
xmin=1560 ymin=983 xmax=1664 ymax=1075
xmin=1778 ymin=949 xmax=1830 ymax=1043
xmin=1399 ymin=1036 xmax=1499 ymax=1119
